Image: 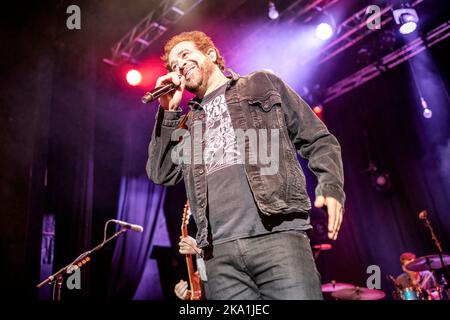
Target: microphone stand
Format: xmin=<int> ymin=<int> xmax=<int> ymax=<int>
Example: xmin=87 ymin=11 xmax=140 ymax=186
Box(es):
xmin=421 ymin=214 xmax=450 ymax=288
xmin=37 ymin=227 xmax=129 ymax=300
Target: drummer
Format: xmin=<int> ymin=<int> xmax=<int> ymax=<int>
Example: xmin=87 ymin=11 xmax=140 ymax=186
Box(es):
xmin=396 ymin=252 xmax=439 ymax=299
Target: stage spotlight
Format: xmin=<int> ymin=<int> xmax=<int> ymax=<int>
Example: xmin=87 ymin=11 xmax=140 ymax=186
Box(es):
xmin=423 ymin=108 xmax=432 ymax=119
xmin=370 ymin=169 xmax=391 ymax=192
xmin=399 ymin=18 xmax=417 ymax=34
xmin=393 ymin=7 xmax=419 ymax=34
xmin=313 ymin=104 xmax=323 ymax=114
xmin=268 ymin=1 xmax=279 ymax=20
xmin=421 ymin=97 xmax=432 ymax=119
xmin=126 ymin=69 xmax=142 ymax=86
xmin=364 ymin=160 xmax=391 ymax=192
xmin=316 ymin=22 xmax=333 ymax=40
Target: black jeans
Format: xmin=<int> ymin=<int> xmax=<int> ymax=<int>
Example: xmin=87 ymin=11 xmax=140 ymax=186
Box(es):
xmin=203 ymin=230 xmax=323 ymax=300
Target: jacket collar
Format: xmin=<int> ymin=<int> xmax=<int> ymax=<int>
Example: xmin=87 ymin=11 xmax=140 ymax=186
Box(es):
xmin=187 ymin=68 xmax=240 ymax=110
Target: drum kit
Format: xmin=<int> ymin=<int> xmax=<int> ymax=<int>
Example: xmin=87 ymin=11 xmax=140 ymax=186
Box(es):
xmin=321 ymin=254 xmax=450 ymax=300
xmin=320 ymin=210 xmax=450 ymax=300
xmin=390 ymin=254 xmax=450 ymax=300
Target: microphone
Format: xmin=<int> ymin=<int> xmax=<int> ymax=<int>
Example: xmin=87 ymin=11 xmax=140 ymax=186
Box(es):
xmin=141 ymin=82 xmax=177 ymax=104
xmin=111 ymin=219 xmax=144 ymax=232
xmin=419 ymin=210 xmax=428 ymax=220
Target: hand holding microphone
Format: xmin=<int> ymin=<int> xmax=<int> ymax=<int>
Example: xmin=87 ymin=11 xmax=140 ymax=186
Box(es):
xmin=142 ymin=72 xmax=185 ymax=110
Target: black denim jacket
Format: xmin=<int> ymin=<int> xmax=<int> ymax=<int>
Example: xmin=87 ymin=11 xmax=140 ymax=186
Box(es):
xmin=146 ymin=69 xmax=345 ymax=248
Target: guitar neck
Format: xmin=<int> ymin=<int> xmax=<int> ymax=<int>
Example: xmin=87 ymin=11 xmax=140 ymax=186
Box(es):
xmin=181 ymin=226 xmax=196 ymax=287
xmin=181 ymin=201 xmax=202 ymax=300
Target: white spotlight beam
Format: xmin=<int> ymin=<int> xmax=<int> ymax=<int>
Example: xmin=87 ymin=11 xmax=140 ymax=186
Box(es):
xmin=103 ymin=0 xmax=203 ymax=66
xmin=221 ymin=0 xmax=343 ymax=70
xmin=323 ymin=20 xmax=450 ymax=104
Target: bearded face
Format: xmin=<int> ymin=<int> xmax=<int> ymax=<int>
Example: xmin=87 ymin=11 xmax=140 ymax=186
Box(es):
xmin=168 ymin=41 xmax=216 ymax=95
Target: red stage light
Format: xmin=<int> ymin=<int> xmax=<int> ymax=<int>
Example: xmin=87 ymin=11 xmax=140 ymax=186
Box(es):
xmin=313 ymin=105 xmax=323 ymax=114
xmin=126 ymin=69 xmax=142 ymax=86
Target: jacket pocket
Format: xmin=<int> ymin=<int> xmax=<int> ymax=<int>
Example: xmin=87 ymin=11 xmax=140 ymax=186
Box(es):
xmin=247 ymin=92 xmax=282 ymax=112
xmin=247 ymin=92 xmax=283 ymax=129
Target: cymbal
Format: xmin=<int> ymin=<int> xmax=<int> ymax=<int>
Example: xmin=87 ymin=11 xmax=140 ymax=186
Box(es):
xmin=331 ymin=287 xmax=386 ymax=300
xmin=405 ymin=254 xmax=450 ymax=272
xmin=321 ymin=281 xmax=355 ymax=292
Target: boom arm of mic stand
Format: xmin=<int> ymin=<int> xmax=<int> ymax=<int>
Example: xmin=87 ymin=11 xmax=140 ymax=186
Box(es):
xmin=424 ymin=219 xmax=443 ymax=252
xmin=37 ymin=228 xmax=129 ymax=290
xmin=423 ymin=218 xmax=450 ymax=287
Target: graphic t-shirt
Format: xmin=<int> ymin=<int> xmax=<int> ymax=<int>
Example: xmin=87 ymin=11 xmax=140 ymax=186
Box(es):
xmin=199 ymin=82 xmax=310 ymax=245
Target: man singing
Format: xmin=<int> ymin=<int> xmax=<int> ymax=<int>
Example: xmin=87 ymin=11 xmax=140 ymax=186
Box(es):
xmin=146 ymin=31 xmax=345 ymax=300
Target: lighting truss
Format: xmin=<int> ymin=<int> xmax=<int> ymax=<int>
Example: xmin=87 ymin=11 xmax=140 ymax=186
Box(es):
xmin=103 ymin=0 xmax=203 ymax=66
xmin=301 ymin=0 xmax=424 ymax=66
xmin=323 ymin=20 xmax=450 ymax=103
xmin=282 ymin=0 xmax=340 ymax=24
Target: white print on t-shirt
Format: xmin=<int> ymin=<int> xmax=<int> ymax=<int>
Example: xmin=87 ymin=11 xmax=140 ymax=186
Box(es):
xmin=203 ymin=94 xmax=241 ymax=175
xmin=169 ymin=97 xmax=281 ymax=175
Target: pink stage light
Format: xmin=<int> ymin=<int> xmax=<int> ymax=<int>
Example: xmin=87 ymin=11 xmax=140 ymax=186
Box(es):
xmin=313 ymin=105 xmax=323 ymax=114
xmin=126 ymin=69 xmax=142 ymax=86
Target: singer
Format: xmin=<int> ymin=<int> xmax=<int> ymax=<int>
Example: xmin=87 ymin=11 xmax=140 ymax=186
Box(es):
xmin=145 ymin=31 xmax=345 ymax=300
